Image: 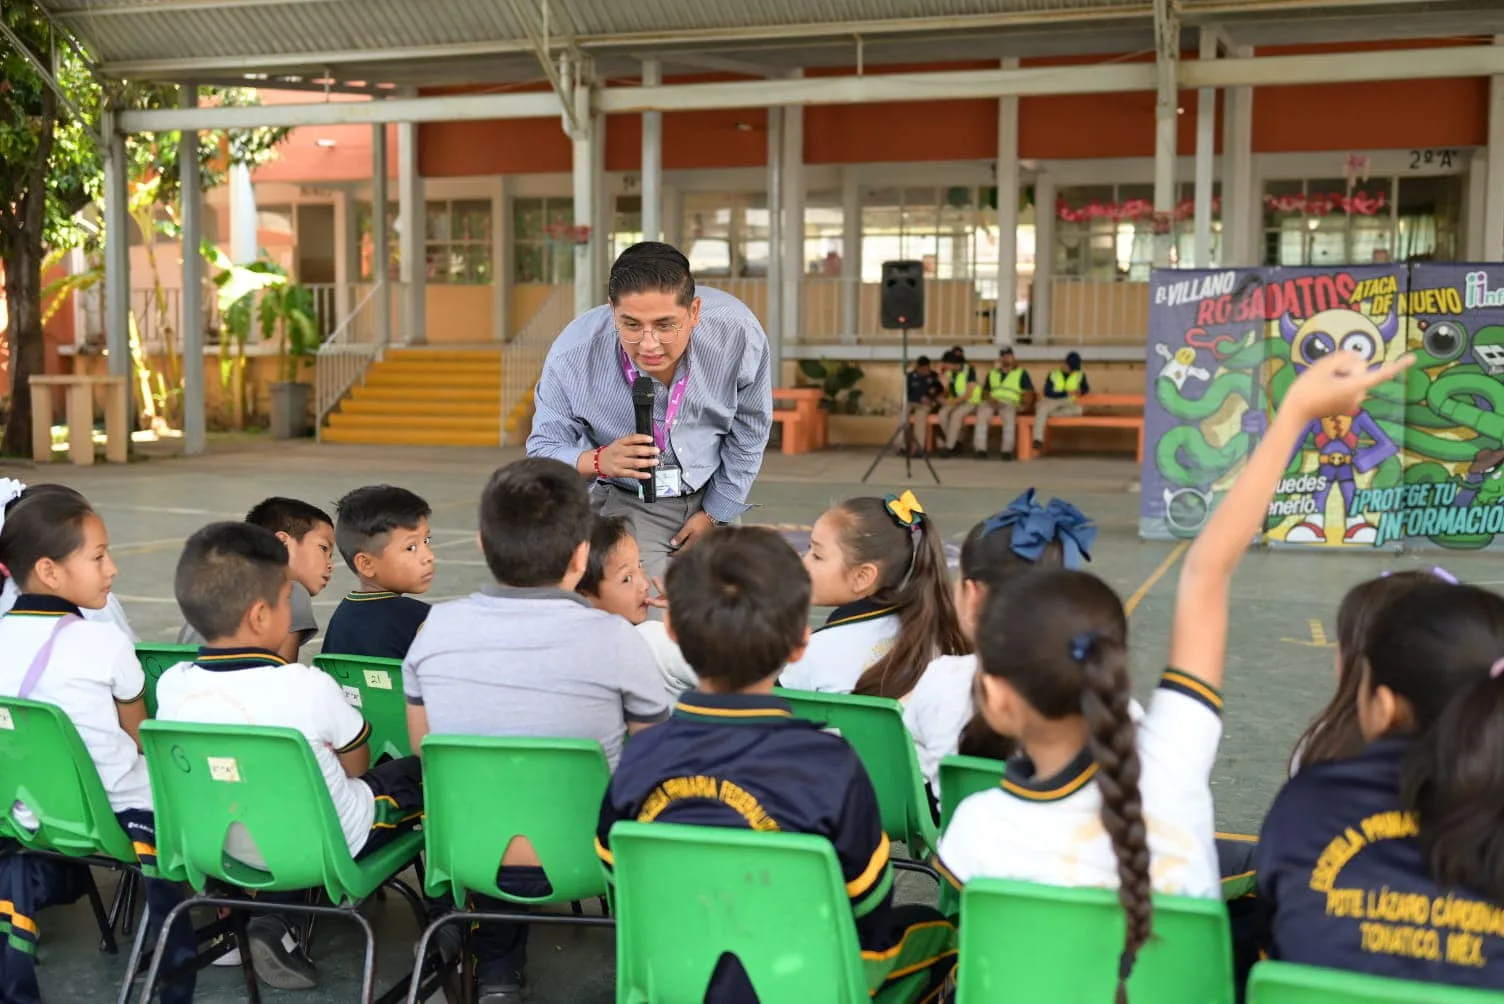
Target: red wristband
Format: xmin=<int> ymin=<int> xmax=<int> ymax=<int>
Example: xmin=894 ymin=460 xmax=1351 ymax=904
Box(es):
xmin=593 ymin=445 xmax=605 ymax=477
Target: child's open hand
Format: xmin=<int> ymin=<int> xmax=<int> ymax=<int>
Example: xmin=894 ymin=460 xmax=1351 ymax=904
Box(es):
xmin=1279 ymin=349 xmax=1414 ymax=422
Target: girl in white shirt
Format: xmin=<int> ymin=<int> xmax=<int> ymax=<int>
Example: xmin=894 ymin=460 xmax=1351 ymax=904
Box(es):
xmin=576 ymin=515 xmax=697 ymax=696
xmin=937 ymin=347 xmax=1412 ymax=1001
xmin=904 ymin=488 xmax=1096 ymax=794
xmin=782 ymin=490 xmax=967 ymax=699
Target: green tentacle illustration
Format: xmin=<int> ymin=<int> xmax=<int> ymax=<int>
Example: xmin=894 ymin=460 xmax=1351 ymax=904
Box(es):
xmin=1154 ymin=370 xmax=1253 ymax=423
xmin=1156 ymin=426 xmax=1250 ymax=488
xmin=1426 ymin=371 xmax=1504 ymax=446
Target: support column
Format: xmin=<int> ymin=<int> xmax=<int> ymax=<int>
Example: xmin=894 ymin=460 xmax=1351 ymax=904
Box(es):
xmin=228 ymin=164 xmax=257 ymax=264
xmin=1033 ymin=171 xmax=1055 ymax=342
xmin=333 ymin=189 xmax=352 ymax=324
xmin=571 ymin=73 xmax=597 ymax=316
xmin=1194 ymin=29 xmax=1217 ymax=268
xmin=1221 ymin=45 xmax=1255 ymax=267
xmin=102 ymin=110 xmax=133 ymax=437
xmin=594 ymin=110 xmax=610 ymax=288
xmin=1485 ymin=36 xmax=1504 ymax=262
xmin=995 ymin=57 xmax=1020 ymax=345
xmin=766 ymin=106 xmax=783 ymax=381
xmin=371 ymin=122 xmax=391 ymax=345
xmin=397 ymin=119 xmax=425 ymax=344
xmin=841 ymin=168 xmax=860 ymax=341
xmin=1152 ymin=0 xmax=1180 ymax=268
xmin=641 ymin=59 xmax=663 ymax=243
xmin=179 ymin=86 xmax=206 ymax=455
xmin=780 ymin=73 xmax=804 ymax=357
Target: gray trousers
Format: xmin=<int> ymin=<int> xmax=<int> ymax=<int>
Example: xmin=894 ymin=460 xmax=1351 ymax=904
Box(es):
xmin=974 ymin=401 xmax=1019 ymax=454
xmin=936 ymin=401 xmax=978 ymax=450
xmin=1033 ymin=397 xmax=1083 ymax=443
xmin=593 ymin=484 xmax=707 ymax=620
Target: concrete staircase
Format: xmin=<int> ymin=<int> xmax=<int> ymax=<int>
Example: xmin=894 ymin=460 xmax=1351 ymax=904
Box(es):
xmin=322 ymin=348 xmax=504 ymax=447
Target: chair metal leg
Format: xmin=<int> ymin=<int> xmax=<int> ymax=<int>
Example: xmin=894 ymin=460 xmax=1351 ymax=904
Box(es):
xmin=403 ymin=914 xmax=456 ymax=1004
xmin=114 ymin=897 xmax=154 ymax=1004
xmin=120 ymin=870 xmax=140 ymax=938
xmin=83 ymin=866 xmax=119 ymax=954
xmin=106 ymin=868 xmax=130 ymax=931
xmin=570 ymin=899 xmax=584 ymax=916
xmin=229 ymin=908 xmax=262 ymax=1004
xmin=892 ymin=858 xmax=943 ymax=884
xmin=352 ymin=906 xmax=379 ymax=1004
xmin=136 ymin=897 xmax=196 ymax=1004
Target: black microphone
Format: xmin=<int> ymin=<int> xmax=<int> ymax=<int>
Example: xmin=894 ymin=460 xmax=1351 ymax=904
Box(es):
xmin=632 ymin=375 xmax=657 ymax=503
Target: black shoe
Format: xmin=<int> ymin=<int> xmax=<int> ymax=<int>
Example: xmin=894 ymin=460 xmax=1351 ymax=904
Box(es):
xmin=247 ymin=916 xmax=318 ymax=990
xmin=477 ymin=969 xmax=527 ymax=1003
xmin=974 ymin=450 xmax=988 ymax=460
xmin=1001 ymin=451 xmax=1015 ymax=462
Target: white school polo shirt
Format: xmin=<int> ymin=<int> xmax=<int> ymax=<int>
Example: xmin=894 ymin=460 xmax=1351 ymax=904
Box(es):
xmin=636 ymin=620 xmax=698 ymax=697
xmin=155 ymin=648 xmax=375 ymax=859
xmin=0 ymin=579 xmax=139 ymax=642
xmin=0 ymin=595 xmax=152 ymax=815
xmin=937 ymin=668 xmax=1224 ymax=899
xmin=903 ymin=653 xmax=980 ymax=794
xmin=778 ymin=600 xmax=901 ymax=694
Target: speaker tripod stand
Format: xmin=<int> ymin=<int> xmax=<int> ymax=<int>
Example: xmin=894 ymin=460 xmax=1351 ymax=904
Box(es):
xmin=860 ymin=326 xmax=940 ymax=486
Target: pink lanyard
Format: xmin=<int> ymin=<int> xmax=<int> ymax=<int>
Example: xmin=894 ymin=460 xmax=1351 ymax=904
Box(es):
xmin=619 ymin=349 xmax=689 ymax=454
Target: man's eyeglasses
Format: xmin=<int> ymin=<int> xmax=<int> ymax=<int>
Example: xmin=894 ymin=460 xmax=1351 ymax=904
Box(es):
xmin=616 ymin=317 xmax=687 ymax=345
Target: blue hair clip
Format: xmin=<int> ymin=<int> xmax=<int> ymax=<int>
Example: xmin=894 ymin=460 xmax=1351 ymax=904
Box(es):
xmin=1070 ymin=632 xmax=1095 ymax=663
xmin=981 ymin=488 xmax=1098 ymax=569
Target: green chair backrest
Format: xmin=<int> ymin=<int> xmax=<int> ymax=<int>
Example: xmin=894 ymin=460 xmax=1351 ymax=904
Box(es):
xmin=956 ymin=877 xmax=1235 ymax=1004
xmin=937 ymin=754 xmax=1005 ymax=829
xmin=773 ymin=688 xmax=938 ymax=858
xmin=313 ymin=654 xmax=409 ymax=761
xmin=608 ymin=821 xmax=869 ymax=1004
xmin=138 ymin=719 xmax=376 ymax=902
xmin=1247 ymin=960 xmax=1504 ymax=1003
xmin=134 ymin=643 xmax=198 ymax=717
xmin=0 ymin=697 xmax=137 ymax=863
xmin=421 ymin=735 xmax=610 ymax=907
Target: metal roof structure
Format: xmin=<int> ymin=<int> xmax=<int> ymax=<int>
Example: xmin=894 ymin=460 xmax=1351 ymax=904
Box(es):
xmin=40 ymin=0 xmax=1504 ymax=91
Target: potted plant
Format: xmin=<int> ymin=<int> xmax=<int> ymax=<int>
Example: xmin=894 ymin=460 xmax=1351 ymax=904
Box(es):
xmin=797 ymin=359 xmax=865 ymax=414
xmin=259 ymin=280 xmax=318 ymax=439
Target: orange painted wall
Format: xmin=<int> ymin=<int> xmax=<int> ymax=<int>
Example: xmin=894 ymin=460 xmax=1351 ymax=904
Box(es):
xmin=250 ymin=90 xmax=396 ymax=184
xmin=1250 ymin=39 xmax=1488 ymax=153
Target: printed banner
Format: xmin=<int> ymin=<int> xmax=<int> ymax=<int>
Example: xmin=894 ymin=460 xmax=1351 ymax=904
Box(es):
xmin=1140 ymin=263 xmax=1504 ymax=551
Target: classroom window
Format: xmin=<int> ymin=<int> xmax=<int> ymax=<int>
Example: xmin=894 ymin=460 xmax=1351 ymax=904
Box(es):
xmin=858 ymin=186 xmax=999 ymax=286
xmin=513 ymin=197 xmax=576 ymax=284
xmin=805 ymin=191 xmax=845 ymax=276
xmin=1055 ymin=182 xmax=1218 ymax=281
xmin=425 ymin=199 xmax=492 ymax=285
xmin=355 ymin=202 xmax=400 ymax=282
xmin=611 ymin=195 xmax=644 ymax=262
xmin=1260 ymin=175 xmax=1460 ymax=266
xmin=682 ymin=193 xmax=776 ymax=278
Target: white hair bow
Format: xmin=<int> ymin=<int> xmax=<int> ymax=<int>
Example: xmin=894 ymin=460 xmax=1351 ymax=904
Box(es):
xmin=0 ymin=478 xmax=28 ymax=536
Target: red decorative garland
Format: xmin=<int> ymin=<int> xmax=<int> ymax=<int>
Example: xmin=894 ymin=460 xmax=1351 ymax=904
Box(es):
xmin=1055 ymin=190 xmax=1386 ymax=223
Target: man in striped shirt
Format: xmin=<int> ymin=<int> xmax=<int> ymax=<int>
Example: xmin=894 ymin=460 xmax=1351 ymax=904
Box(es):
xmin=527 ymin=242 xmax=773 ymax=586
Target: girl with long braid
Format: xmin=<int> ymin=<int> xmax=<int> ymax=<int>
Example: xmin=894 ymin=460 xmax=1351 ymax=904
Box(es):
xmin=937 ymin=346 xmax=1413 ymax=1001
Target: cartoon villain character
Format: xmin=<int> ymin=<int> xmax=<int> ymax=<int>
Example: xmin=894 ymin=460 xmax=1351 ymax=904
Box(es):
xmin=1280 ymin=307 xmax=1401 ymax=544
xmin=1155 ymin=344 xmax=1211 ymax=391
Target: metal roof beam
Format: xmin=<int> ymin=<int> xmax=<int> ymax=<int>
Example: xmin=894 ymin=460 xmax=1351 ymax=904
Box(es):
xmin=115 ymin=41 xmax=1504 ymax=133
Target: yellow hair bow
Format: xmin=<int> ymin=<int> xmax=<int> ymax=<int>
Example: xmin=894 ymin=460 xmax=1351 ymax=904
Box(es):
xmin=884 ymin=490 xmax=925 ymax=528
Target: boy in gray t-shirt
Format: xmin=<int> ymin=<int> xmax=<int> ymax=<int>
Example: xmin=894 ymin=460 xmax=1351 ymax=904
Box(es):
xmin=405 ymin=457 xmax=670 ymax=1002
xmin=175 ymin=497 xmax=333 ymax=661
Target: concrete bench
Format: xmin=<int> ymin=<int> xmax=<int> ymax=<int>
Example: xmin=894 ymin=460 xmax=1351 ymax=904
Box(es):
xmin=770 ymin=410 xmax=808 ymax=455
xmin=29 ymin=374 xmax=128 ymax=466
xmin=772 ymin=387 xmax=827 ymax=454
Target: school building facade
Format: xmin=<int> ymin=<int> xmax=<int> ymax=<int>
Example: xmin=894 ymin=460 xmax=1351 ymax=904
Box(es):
xmin=34 ymin=2 xmax=1504 ymax=447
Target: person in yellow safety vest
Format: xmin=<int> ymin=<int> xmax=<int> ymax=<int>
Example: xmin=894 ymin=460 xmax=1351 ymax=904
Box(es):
xmin=935 ymin=347 xmax=983 ymax=454
xmin=974 ymin=347 xmax=1035 ymax=461
xmin=1033 ymin=350 xmax=1091 ymax=453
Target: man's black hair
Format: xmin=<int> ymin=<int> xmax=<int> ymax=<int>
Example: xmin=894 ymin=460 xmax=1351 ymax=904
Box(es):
xmin=665 ymin=527 xmax=811 ymax=690
xmin=916 ymin=355 xmax=932 ymax=367
xmin=479 ymin=457 xmax=593 ymax=587
xmin=176 ymin=522 xmax=289 ymax=642
xmin=244 ymin=497 xmax=333 ymax=541
xmin=999 ymin=347 xmax=1016 ymax=358
xmin=333 ymin=485 xmax=432 ymax=572
xmin=577 ymin=515 xmax=635 ymax=597
xmin=608 ymin=241 xmax=695 ymax=307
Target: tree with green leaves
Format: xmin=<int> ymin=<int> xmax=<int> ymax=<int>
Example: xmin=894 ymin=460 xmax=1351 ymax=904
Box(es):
xmin=0 ymin=2 xmax=286 ymax=454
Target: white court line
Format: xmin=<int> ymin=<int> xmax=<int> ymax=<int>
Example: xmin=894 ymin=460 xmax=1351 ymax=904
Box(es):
xmin=110 ymin=537 xmax=193 ymax=552
xmin=96 ymin=503 xmax=242 ymax=518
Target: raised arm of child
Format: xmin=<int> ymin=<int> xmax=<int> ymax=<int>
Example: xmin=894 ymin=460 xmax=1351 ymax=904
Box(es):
xmin=1169 ymin=349 xmax=1413 ymax=690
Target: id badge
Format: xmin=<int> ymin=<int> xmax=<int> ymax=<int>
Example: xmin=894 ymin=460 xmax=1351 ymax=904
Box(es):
xmin=642 ymin=464 xmax=684 ymax=500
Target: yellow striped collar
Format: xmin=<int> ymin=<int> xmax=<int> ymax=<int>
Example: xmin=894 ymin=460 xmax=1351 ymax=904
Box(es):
xmin=817 ymin=599 xmax=899 ymax=632
xmin=1000 ymin=748 xmax=1097 ymax=802
xmin=194 ymin=647 xmax=289 ymax=672
xmin=674 ymin=691 xmax=794 ymax=724
xmin=6 ymin=594 xmax=82 ymax=619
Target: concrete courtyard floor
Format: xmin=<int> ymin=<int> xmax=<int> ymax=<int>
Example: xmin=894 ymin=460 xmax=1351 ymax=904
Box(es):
xmin=7 ymin=438 xmax=1496 ymax=1002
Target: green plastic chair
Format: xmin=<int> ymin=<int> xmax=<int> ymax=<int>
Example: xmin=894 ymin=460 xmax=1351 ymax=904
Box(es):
xmin=405 ymin=735 xmax=615 ymax=1004
xmin=955 ymin=877 xmax=1235 ymax=1004
xmin=0 ymin=696 xmax=138 ymax=953
xmin=610 ymin=821 xmax=925 ymax=1004
xmin=935 ymin=755 xmax=1005 ymax=915
xmin=1248 ymin=960 xmax=1504 ymax=1003
xmin=136 ymin=720 xmax=430 ymax=1004
xmin=773 ymin=688 xmax=939 ymax=870
xmin=133 ymin=643 xmax=197 ymax=717
xmin=313 ymin=653 xmax=410 ymax=761
xmin=937 ymin=754 xmax=1005 ymax=829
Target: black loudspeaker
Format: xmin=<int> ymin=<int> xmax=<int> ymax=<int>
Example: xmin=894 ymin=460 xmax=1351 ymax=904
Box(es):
xmin=880 ymin=260 xmax=925 ymax=330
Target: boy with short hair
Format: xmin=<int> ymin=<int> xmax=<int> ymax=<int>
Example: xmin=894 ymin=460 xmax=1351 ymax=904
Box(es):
xmin=595 ymin=527 xmax=956 ymax=1003
xmin=176 ymin=497 xmax=334 ymax=663
xmin=157 ymin=522 xmax=424 ymax=991
xmin=404 ymin=456 xmax=670 ymax=1003
xmin=323 ymin=485 xmax=435 ymax=661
